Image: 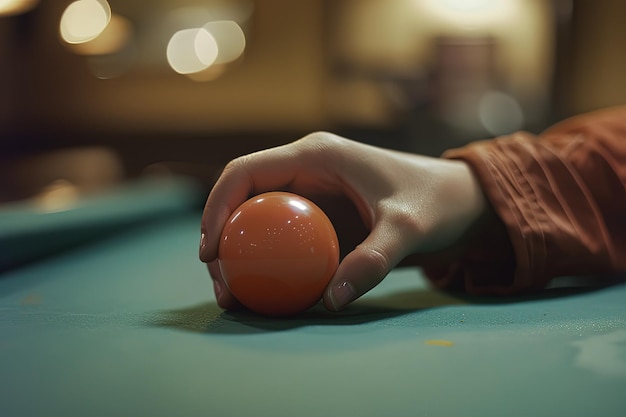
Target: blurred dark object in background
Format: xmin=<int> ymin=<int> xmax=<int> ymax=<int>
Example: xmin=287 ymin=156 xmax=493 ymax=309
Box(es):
xmin=1 ymin=0 xmax=625 ymax=204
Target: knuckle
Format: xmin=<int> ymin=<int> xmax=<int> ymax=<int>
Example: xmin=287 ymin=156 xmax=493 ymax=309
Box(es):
xmin=299 ymin=130 xmax=337 ymax=143
xmin=382 ymin=201 xmax=425 ymax=244
xmin=295 ymin=131 xmax=346 ymax=157
xmin=223 ymin=154 xmax=249 ymax=172
xmin=362 ymin=246 xmax=392 ymax=276
xmin=221 ymin=154 xmax=253 ymax=180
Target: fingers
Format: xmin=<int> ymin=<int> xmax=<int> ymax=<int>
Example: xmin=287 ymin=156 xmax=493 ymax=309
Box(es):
xmin=199 ymin=147 xmax=292 ymax=264
xmin=200 ymin=133 xmax=354 ymax=312
xmin=323 ymin=218 xmax=414 ymax=311
xmin=199 ymin=133 xmax=344 ymax=264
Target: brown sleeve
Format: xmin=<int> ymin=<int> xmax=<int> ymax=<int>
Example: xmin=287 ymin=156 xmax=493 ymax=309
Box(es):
xmin=435 ymin=106 xmax=626 ymax=295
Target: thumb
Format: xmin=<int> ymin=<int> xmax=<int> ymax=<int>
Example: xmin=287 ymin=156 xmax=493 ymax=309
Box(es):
xmin=323 ymin=219 xmax=412 ymax=311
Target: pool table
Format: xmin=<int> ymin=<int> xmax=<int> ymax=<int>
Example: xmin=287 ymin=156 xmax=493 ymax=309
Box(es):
xmin=1 ymin=178 xmax=625 ymax=417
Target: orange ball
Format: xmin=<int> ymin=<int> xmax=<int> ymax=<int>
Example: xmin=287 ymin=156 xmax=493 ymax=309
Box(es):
xmin=217 ymin=192 xmax=339 ymax=316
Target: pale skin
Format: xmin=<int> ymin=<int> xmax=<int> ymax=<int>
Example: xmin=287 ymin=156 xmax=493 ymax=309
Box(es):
xmin=199 ymin=132 xmax=490 ymax=312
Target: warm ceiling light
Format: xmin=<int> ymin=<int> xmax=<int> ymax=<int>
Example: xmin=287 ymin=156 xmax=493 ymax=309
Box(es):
xmin=0 ymin=0 xmax=38 ymax=17
xmin=167 ymin=28 xmax=219 ymax=75
xmin=203 ymin=20 xmax=246 ymax=65
xmin=59 ymin=0 xmax=111 ymax=44
xmin=417 ymin=0 xmax=520 ymax=28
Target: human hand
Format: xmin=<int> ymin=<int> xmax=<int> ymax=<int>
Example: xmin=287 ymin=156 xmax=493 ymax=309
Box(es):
xmin=199 ymin=133 xmax=488 ymax=311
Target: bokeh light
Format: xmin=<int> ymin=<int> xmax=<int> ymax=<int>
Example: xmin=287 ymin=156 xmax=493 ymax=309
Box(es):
xmin=478 ymin=90 xmax=524 ymax=135
xmin=203 ymin=20 xmax=246 ymax=65
xmin=166 ymin=28 xmax=219 ymax=75
xmin=33 ymin=179 xmax=80 ymax=213
xmin=68 ymin=13 xmax=132 ymax=56
xmin=166 ymin=20 xmax=246 ymax=79
xmin=60 ymin=0 xmax=111 ymax=45
xmin=0 ymin=0 xmax=38 ymax=16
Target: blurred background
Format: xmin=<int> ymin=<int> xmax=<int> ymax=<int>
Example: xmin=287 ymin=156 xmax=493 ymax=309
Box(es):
xmin=1 ymin=0 xmax=626 ymax=205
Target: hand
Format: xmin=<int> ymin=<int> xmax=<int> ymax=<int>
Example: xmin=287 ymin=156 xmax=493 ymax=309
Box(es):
xmin=199 ymin=133 xmax=488 ymax=311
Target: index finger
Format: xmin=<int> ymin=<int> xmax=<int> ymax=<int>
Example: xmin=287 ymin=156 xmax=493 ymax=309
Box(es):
xmin=199 ymin=134 xmax=342 ymax=263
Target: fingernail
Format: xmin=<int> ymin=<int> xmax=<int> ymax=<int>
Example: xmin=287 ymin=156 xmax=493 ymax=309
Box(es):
xmin=329 ymin=281 xmax=356 ymax=311
xmin=199 ymin=232 xmax=207 ymax=260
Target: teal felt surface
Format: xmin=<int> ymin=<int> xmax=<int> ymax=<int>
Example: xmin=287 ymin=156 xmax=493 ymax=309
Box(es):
xmin=1 ymin=210 xmax=626 ymax=417
xmin=0 ymin=177 xmax=203 ymax=270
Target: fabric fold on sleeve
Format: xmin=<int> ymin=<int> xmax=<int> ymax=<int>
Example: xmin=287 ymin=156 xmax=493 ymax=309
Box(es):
xmin=436 ymin=106 xmax=626 ymax=295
